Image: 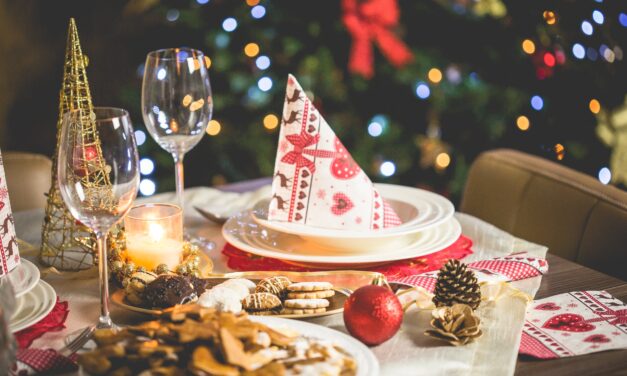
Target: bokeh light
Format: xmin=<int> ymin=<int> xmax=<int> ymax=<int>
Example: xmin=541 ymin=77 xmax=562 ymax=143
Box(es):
xmin=589 ymin=99 xmax=601 ymax=114
xmin=581 ymin=20 xmax=593 ymax=36
xmin=246 ymin=0 xmax=260 ymax=5
xmin=619 ymin=13 xmax=627 ymax=27
xmin=251 ymin=5 xmax=266 ymax=19
xmin=587 ymin=47 xmax=598 ymax=60
xmin=258 ymin=77 xmax=273 ymax=91
xmin=415 ymin=82 xmax=430 ymax=99
xmin=592 ymin=10 xmax=604 ymax=24
xmin=531 ymin=95 xmax=544 ymax=111
xmin=244 ymin=43 xmax=260 ymax=57
xmin=255 ymin=55 xmax=271 ymax=70
xmin=428 ymin=68 xmax=443 ymax=83
xmin=516 ymin=116 xmax=530 ymax=131
xmin=157 ymin=68 xmax=167 ymax=80
xmin=222 ymin=17 xmax=238 ymax=32
xmin=543 ymin=10 xmax=557 ymax=25
xmin=215 ymin=33 xmax=230 ymax=48
xmin=435 ymin=153 xmax=451 ymax=169
xmin=598 ymin=167 xmax=611 ymax=184
xmin=166 ymin=9 xmax=180 ymax=22
xmin=554 ymin=143 xmax=565 ymax=160
xmin=263 ymin=114 xmax=279 ymax=130
xmin=543 ymin=52 xmax=556 ymax=67
xmin=572 ymin=43 xmax=585 ymax=59
xmin=135 ymin=130 xmax=146 ymax=146
xmin=139 ymin=179 xmax=156 ymax=196
xmin=368 ymin=122 xmax=383 ymax=137
xmin=196 ymin=0 xmax=209 ymax=4
xmin=140 ymin=158 xmax=155 ymax=175
xmin=522 ymin=39 xmax=536 ymax=54
xmin=380 ymin=161 xmax=396 ymax=177
xmin=206 ymin=120 xmax=221 ymax=136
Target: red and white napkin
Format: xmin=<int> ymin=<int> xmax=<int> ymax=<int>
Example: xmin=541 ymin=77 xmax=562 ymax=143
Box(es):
xmin=269 ymin=75 xmax=401 ymax=231
xmin=0 ymin=149 xmax=20 ymax=275
xmin=392 ymin=253 xmax=549 ymax=291
xmin=520 ymin=290 xmax=627 ymax=359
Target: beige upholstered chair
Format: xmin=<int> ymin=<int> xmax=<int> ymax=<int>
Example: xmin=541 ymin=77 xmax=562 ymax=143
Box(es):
xmin=2 ymin=151 xmax=52 ymax=211
xmin=461 ymin=149 xmax=627 ymax=281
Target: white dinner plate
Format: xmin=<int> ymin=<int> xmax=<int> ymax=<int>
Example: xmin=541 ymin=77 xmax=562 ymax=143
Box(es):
xmin=251 ymin=183 xmax=455 ymax=251
xmin=10 ymin=280 xmax=57 ymax=333
xmin=249 ymin=316 xmax=379 ymax=376
xmin=223 ymin=210 xmax=461 ymax=266
xmin=7 ymin=259 xmax=40 ymax=298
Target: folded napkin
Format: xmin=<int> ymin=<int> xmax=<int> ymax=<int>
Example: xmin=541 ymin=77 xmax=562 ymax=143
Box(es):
xmin=15 ymin=299 xmax=69 ymax=349
xmin=269 ymin=74 xmax=401 ymax=231
xmin=222 ymin=235 xmax=473 ymax=278
xmin=392 ymin=253 xmax=549 ymax=291
xmin=12 ymin=348 xmax=77 ymax=375
xmin=520 ymin=290 xmax=627 ymax=359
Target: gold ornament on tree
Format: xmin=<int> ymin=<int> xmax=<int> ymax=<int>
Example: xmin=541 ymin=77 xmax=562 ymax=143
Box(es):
xmin=425 ymin=304 xmax=483 ymax=346
xmin=596 ymin=95 xmax=627 ymax=186
xmin=40 ymin=18 xmax=124 ymax=270
xmin=432 ymin=259 xmax=482 ymax=309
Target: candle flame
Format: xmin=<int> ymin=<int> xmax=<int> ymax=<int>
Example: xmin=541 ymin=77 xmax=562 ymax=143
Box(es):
xmin=148 ymin=223 xmax=165 ymax=242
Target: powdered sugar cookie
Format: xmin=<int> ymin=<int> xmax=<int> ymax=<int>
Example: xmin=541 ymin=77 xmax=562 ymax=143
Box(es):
xmin=287 ymin=281 xmax=333 ymax=292
xmin=284 ymin=299 xmax=330 ymax=309
xmin=286 ymin=290 xmax=335 ymax=299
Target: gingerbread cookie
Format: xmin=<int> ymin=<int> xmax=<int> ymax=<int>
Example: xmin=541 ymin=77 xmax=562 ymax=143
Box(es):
xmin=287 ymin=281 xmax=333 ymax=292
xmin=255 ymin=276 xmax=292 ymax=297
xmin=281 ymin=307 xmax=327 ymax=315
xmin=242 ymin=292 xmax=282 ymax=311
xmin=286 ymin=290 xmax=335 ymax=299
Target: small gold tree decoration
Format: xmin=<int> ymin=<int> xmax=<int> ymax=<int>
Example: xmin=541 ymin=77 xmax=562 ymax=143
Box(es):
xmin=40 ymin=18 xmax=124 ymax=270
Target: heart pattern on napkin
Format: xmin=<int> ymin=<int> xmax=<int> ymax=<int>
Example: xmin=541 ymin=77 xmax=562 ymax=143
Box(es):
xmin=331 ymin=193 xmax=354 ymax=216
xmin=520 ymin=291 xmax=627 ymax=359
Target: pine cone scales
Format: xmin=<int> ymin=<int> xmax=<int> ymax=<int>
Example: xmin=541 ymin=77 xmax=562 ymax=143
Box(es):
xmin=432 ymin=260 xmax=481 ymax=309
xmin=425 ymin=304 xmax=482 ymax=346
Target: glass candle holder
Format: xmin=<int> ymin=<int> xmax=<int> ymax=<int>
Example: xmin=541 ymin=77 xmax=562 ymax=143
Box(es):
xmin=124 ymin=203 xmax=183 ymax=271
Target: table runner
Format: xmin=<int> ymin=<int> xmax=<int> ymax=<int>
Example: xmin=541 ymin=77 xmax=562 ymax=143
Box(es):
xmin=13 ymin=186 xmax=548 ymax=376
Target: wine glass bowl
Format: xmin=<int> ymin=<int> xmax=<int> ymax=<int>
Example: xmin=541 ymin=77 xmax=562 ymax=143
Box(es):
xmin=141 ymin=48 xmax=213 ymax=207
xmin=57 ymin=107 xmax=139 ymax=328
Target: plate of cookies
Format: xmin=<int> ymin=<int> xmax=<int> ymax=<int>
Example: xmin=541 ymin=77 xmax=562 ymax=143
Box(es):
xmin=78 ymin=305 xmax=377 ymax=376
xmin=112 ymin=273 xmax=351 ymax=319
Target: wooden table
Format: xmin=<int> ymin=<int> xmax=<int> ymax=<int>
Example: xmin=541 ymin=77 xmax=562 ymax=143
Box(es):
xmin=515 ymin=254 xmax=627 ymax=375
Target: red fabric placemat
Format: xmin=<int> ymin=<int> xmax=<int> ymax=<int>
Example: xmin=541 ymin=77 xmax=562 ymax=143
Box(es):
xmin=222 ymin=235 xmax=473 ymax=279
xmin=14 ymin=298 xmax=69 ymax=349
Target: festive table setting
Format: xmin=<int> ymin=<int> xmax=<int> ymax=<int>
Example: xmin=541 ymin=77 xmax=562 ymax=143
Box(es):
xmin=1 ymin=18 xmax=627 ymax=376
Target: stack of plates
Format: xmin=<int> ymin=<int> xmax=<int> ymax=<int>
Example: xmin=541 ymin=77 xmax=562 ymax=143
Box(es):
xmin=222 ymin=183 xmax=460 ymax=268
xmin=6 ymin=259 xmax=56 ymax=333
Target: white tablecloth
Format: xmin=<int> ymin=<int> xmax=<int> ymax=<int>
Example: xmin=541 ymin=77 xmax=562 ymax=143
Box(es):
xmin=14 ymin=186 xmax=548 ymax=376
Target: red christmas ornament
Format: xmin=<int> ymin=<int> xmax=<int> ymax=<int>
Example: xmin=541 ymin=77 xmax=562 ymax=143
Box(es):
xmin=343 ymin=285 xmax=403 ymax=345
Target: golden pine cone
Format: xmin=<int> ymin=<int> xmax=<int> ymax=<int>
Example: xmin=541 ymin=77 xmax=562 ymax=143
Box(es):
xmin=432 ymin=259 xmax=481 ymax=309
xmin=425 ymin=304 xmax=482 ymax=346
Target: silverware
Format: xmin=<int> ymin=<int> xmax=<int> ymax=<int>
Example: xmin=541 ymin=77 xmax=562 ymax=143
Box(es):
xmin=58 ymin=326 xmax=95 ymax=357
xmin=194 ymin=206 xmax=229 ymax=224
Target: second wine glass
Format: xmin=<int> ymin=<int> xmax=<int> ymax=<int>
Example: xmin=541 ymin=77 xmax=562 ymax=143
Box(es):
xmin=141 ymin=48 xmax=213 ymax=209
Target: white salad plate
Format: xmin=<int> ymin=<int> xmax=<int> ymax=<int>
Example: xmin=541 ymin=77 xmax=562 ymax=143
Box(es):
xmin=10 ymin=279 xmax=57 ymax=333
xmin=223 ymin=210 xmax=461 ymax=267
xmin=7 ymin=259 xmax=40 ymax=298
xmin=249 ymin=316 xmax=379 ymax=376
xmin=251 ymin=183 xmax=455 ymax=251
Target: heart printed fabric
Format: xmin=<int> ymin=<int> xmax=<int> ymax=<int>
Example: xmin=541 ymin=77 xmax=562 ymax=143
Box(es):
xmin=520 ymin=290 xmax=627 ymax=359
xmin=268 ymin=74 xmax=401 ymax=231
xmin=393 ymin=253 xmax=549 ymax=290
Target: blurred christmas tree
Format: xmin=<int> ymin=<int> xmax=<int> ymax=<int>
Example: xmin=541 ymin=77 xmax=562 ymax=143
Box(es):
xmin=120 ymin=0 xmax=626 ymax=202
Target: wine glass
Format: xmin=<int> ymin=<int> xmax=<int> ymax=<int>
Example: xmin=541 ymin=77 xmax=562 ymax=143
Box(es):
xmin=58 ymin=107 xmax=139 ymax=328
xmin=141 ymin=48 xmax=213 ymax=209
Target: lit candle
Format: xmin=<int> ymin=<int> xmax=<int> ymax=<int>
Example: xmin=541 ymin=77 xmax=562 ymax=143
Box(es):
xmin=124 ymin=204 xmax=183 ymax=271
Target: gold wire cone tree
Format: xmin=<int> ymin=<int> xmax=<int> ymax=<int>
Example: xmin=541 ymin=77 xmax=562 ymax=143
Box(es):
xmin=40 ymin=18 xmax=124 ymax=270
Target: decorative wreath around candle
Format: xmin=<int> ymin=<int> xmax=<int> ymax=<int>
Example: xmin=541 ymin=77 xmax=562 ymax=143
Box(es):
xmin=107 ymin=231 xmax=205 ymax=284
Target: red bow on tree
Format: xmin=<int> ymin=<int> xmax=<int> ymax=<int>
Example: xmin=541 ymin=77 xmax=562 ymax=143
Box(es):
xmin=342 ymin=0 xmax=414 ymax=79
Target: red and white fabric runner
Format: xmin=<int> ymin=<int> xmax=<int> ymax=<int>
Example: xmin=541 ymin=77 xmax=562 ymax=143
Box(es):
xmin=268 ymin=74 xmax=401 ymax=231
xmin=520 ymin=290 xmax=627 ymax=359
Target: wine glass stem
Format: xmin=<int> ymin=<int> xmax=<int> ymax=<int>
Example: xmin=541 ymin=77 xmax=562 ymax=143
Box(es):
xmin=96 ymin=233 xmax=112 ymax=328
xmin=173 ymin=153 xmax=185 ymax=209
